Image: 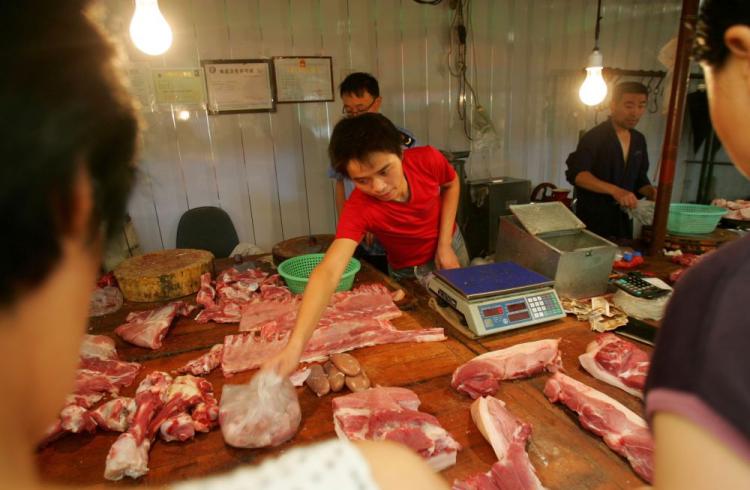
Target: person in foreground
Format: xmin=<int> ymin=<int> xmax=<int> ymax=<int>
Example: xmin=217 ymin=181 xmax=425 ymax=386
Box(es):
xmin=264 ymin=113 xmax=468 ymax=378
xmin=0 ymin=2 xmax=446 ymax=489
xmin=644 ymin=0 xmax=750 ymax=488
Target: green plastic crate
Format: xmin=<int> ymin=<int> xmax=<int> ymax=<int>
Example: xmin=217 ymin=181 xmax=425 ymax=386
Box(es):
xmin=667 ymin=203 xmax=727 ymax=235
xmin=277 ymin=253 xmax=361 ymax=294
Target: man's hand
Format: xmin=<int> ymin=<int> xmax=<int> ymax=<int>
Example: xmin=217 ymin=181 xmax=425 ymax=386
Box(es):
xmin=261 ymin=342 xmax=303 ymax=378
xmin=435 ymin=244 xmax=460 ymax=270
xmin=611 ymin=187 xmax=638 ymax=209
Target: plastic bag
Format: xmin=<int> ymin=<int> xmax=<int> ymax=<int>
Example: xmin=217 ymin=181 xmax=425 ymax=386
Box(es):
xmin=219 ymin=371 xmax=301 ymax=448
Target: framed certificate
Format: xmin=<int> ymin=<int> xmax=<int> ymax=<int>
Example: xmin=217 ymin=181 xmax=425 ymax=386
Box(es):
xmin=273 ymin=56 xmax=334 ymax=103
xmin=201 ymin=59 xmax=276 ymax=114
xmin=153 ymin=68 xmax=206 ymax=105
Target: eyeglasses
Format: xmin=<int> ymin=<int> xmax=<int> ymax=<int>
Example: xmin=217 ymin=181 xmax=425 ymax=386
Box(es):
xmin=342 ymin=98 xmax=377 ymax=117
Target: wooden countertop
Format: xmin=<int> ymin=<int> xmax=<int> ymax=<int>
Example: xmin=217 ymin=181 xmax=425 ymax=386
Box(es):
xmin=37 ymin=256 xmax=669 ymax=489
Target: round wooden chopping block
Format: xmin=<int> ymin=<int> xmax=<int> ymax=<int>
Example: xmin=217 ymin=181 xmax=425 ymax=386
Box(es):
xmin=272 ymin=234 xmax=335 ymax=266
xmin=114 ymin=249 xmax=214 ymax=302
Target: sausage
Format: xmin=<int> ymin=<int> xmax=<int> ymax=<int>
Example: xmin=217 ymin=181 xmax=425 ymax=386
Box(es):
xmin=325 ymin=362 xmax=346 ymax=392
xmin=345 ymin=371 xmax=370 ymax=393
xmin=305 ymin=364 xmax=330 ymax=397
xmin=331 ymin=353 xmax=361 ymax=377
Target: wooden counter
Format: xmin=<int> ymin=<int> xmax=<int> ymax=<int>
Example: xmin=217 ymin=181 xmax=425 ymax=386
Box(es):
xmin=37 ymin=257 xmax=662 ymax=489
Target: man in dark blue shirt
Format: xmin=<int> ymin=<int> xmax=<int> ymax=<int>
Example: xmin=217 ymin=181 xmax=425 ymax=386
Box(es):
xmin=565 ymin=82 xmax=657 ymax=240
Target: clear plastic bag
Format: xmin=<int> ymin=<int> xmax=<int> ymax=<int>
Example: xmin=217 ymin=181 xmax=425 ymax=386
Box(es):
xmin=219 ymin=371 xmax=301 ymax=448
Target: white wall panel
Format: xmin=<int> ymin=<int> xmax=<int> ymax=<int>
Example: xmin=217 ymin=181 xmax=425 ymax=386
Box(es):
xmin=102 ymin=0 xmax=714 ymax=253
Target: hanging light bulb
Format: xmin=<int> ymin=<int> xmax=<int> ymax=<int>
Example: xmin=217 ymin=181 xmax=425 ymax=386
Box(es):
xmin=129 ymin=0 xmax=172 ymax=56
xmin=579 ymin=49 xmax=608 ymax=106
xmin=578 ymin=0 xmax=608 ymax=106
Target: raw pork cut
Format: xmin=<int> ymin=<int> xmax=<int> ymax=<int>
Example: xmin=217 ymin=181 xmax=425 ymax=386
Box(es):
xmin=91 ymin=397 xmax=137 ymax=432
xmin=75 ymin=357 xmax=141 ymax=396
xmin=79 ymin=334 xmax=118 ymax=360
xmin=240 ymin=283 xmax=401 ymax=335
xmin=578 ymin=333 xmax=649 ymax=399
xmin=41 ymin=337 xmax=141 ymax=446
xmin=451 ymin=339 xmax=562 ymax=399
xmin=453 ymin=397 xmax=545 ymax=490
xmin=160 ymin=413 xmax=196 ymax=442
xmin=104 ymin=371 xmax=172 ymax=481
xmin=195 ymin=301 xmax=244 ymax=324
xmin=332 ymin=386 xmax=461 ymax=471
xmin=220 ymin=371 xmax=301 ymax=448
xmin=194 ymin=267 xmax=274 ymax=324
xmin=222 ymin=318 xmax=445 ymax=376
xmin=59 ymin=405 xmax=97 ymax=434
xmin=237 ymin=295 xmax=301 ymax=331
xmin=195 ymin=272 xmax=216 ymax=308
xmin=543 ymin=372 xmax=653 ymax=483
xmin=89 ymin=286 xmax=123 ymax=317
xmin=115 ymin=301 xmax=196 ymax=349
xmin=175 ymin=344 xmax=224 ymax=376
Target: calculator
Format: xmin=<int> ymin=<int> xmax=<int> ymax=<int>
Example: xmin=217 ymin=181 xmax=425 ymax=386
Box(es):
xmin=612 ymin=273 xmax=671 ymax=299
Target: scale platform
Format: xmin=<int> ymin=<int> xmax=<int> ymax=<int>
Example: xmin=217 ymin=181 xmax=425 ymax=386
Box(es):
xmin=427 ymin=262 xmax=565 ymax=337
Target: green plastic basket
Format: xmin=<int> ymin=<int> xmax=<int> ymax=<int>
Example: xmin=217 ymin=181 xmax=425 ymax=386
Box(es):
xmin=277 ymin=253 xmax=361 ymax=294
xmin=667 ymin=203 xmax=727 ymax=235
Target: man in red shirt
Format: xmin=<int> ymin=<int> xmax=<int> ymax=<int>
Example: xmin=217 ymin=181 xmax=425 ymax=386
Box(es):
xmin=265 ymin=113 xmax=468 ymax=376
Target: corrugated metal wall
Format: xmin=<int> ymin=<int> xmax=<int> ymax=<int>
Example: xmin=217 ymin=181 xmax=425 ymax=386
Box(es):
xmin=100 ymin=0 xmax=687 ymax=253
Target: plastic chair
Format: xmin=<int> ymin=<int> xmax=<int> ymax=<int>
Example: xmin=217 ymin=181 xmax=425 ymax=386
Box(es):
xmin=176 ymin=206 xmax=239 ymax=258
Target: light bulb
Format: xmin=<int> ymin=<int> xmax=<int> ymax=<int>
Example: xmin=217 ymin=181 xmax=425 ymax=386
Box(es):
xmin=578 ymin=49 xmax=608 ymax=106
xmin=177 ymin=110 xmax=190 ymax=121
xmin=129 ymin=0 xmax=172 ymax=56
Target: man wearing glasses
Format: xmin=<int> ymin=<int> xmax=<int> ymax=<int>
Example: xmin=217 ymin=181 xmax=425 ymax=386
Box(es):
xmin=329 ymin=72 xmax=417 ymax=273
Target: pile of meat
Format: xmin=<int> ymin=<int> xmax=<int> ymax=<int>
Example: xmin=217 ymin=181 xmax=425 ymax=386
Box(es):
xmin=711 ymin=198 xmax=750 ymax=220
xmin=195 ymin=268 xmax=289 ymax=323
xmin=451 ymin=339 xmax=562 ymax=399
xmin=453 ymin=396 xmax=546 ymax=490
xmin=40 ymin=335 xmax=142 ymax=445
xmin=177 ymin=281 xmax=445 ymax=378
xmin=104 ymin=371 xmax=219 ymax=480
xmin=578 ymin=333 xmax=650 ymax=399
xmin=39 ymin=334 xmax=219 ymax=481
xmin=332 ymin=387 xmax=461 ymax=471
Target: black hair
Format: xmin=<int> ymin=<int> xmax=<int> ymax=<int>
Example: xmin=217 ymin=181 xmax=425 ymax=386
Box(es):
xmin=339 ymin=72 xmax=380 ymax=98
xmin=694 ymin=0 xmax=750 ymax=70
xmin=612 ymin=81 xmax=649 ymax=103
xmin=0 ymin=1 xmax=139 ymax=306
xmin=329 ymin=113 xmax=402 ymax=177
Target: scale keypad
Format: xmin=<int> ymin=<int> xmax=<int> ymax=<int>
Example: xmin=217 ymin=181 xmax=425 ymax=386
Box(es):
xmin=480 ymin=291 xmax=563 ymax=330
xmin=527 ymin=293 xmax=563 ymax=319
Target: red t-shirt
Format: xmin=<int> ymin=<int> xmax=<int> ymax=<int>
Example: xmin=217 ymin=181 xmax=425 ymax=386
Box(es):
xmin=335 ymin=146 xmax=456 ymax=269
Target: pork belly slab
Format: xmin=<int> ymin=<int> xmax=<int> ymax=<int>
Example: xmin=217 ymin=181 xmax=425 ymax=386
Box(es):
xmin=451 ymin=339 xmax=562 ymax=399
xmin=222 ymin=318 xmax=445 ymax=376
xmin=544 ymin=372 xmax=653 ymax=483
xmin=332 ymin=386 xmax=461 ymax=471
xmin=452 ymin=396 xmax=546 ymax=490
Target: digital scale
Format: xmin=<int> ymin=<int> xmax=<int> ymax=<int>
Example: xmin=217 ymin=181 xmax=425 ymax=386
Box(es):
xmin=427 ymin=261 xmax=565 ymax=337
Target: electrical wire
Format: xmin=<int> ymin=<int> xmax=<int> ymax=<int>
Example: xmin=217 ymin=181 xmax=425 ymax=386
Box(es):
xmin=412 ymin=0 xmax=443 ymax=4
xmin=447 ymin=0 xmax=480 ymax=140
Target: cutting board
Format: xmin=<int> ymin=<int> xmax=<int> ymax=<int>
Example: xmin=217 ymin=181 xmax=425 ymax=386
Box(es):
xmin=114 ymin=249 xmax=214 ymax=302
